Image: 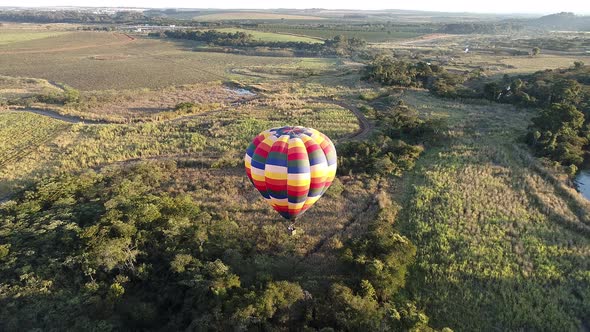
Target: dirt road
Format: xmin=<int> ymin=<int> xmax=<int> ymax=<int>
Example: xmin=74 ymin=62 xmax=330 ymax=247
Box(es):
xmin=11 ymin=108 xmax=106 ymax=124
xmin=310 ymin=98 xmax=373 ymax=141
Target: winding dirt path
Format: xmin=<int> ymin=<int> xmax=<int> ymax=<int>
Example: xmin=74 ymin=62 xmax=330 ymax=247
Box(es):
xmin=9 ymin=97 xmax=373 ymax=141
xmin=310 ymin=98 xmax=373 ymax=141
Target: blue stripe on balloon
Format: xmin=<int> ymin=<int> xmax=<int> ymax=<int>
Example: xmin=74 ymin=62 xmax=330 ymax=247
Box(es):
xmin=278 ymin=211 xmax=291 ymax=219
xmin=251 ymin=159 xmax=266 ymax=170
xmin=268 ymin=190 xmax=288 ymax=199
xmin=266 ymin=156 xmax=287 ymax=166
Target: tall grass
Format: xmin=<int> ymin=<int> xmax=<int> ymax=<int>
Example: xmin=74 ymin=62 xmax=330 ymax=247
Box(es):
xmin=398 ymin=91 xmax=590 ymax=331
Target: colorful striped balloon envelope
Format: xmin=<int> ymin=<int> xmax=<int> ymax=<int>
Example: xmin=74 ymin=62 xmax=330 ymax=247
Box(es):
xmin=244 ymin=126 xmax=337 ymax=221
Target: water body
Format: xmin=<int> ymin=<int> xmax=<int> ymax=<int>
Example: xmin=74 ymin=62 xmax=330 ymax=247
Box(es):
xmin=224 ymin=87 xmax=256 ymax=97
xmin=575 ymin=169 xmax=590 ymax=200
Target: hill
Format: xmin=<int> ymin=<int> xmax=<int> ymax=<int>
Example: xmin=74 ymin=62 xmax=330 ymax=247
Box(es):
xmin=530 ymin=12 xmax=590 ymax=31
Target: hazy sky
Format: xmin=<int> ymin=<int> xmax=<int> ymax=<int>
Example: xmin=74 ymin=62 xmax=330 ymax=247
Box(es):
xmin=6 ymin=0 xmax=590 ymax=15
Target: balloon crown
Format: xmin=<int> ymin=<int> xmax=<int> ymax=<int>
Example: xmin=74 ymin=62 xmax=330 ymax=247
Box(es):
xmin=270 ymin=126 xmax=313 ymax=138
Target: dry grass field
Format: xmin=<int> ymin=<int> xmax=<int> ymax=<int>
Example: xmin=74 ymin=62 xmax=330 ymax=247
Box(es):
xmin=0 ymin=75 xmax=61 ymax=101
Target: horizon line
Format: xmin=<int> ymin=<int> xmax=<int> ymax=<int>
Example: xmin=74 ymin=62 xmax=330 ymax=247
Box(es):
xmin=2 ymin=6 xmax=589 ymax=16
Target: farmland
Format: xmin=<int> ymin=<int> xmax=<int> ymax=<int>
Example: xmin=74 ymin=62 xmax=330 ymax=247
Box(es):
xmin=1 ymin=8 xmax=590 ymax=332
xmin=192 ymin=12 xmax=326 ymax=21
xmin=215 ymin=28 xmax=322 ymax=43
xmin=255 ymin=25 xmax=427 ymax=42
xmin=0 ymin=29 xmax=70 ymax=45
xmin=0 ymin=30 xmax=299 ymax=90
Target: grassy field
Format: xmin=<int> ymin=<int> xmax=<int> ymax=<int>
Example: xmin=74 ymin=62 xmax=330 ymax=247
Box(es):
xmin=0 ymin=112 xmax=70 ymax=195
xmin=397 ymin=91 xmax=590 ymax=331
xmin=0 ymin=92 xmax=363 ymax=284
xmin=0 ymin=84 xmax=360 ymax=193
xmin=0 ymin=75 xmax=61 ymax=101
xmin=215 ymin=28 xmax=322 ymax=43
xmin=498 ymin=54 xmax=590 ymax=73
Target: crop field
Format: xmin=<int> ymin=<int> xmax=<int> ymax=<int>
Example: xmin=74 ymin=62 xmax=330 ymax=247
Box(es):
xmin=0 ymin=29 xmax=130 ymax=53
xmin=215 ymin=28 xmax=322 ymax=43
xmin=255 ymin=25 xmax=427 ymax=42
xmin=193 ymin=12 xmax=326 ymax=21
xmin=443 ymin=52 xmax=590 ymax=74
xmin=398 ymin=91 xmax=590 ymax=331
xmin=0 ymin=29 xmax=70 ymax=46
xmin=0 ymin=30 xmax=297 ymax=90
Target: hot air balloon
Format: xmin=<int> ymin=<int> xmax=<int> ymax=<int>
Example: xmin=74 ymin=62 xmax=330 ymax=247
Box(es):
xmin=244 ymin=126 xmax=337 ymax=228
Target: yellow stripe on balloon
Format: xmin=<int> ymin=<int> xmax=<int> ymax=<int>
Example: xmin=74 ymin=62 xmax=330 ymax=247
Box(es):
xmin=270 ymin=198 xmax=289 ymax=207
xmin=303 ymin=195 xmax=321 ymax=207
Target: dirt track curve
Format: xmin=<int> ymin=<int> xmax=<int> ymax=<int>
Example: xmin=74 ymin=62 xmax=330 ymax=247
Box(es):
xmin=12 ymin=108 xmax=107 ymax=124
xmin=10 ymin=98 xmax=373 ymax=141
xmin=310 ymin=98 xmax=373 ymax=141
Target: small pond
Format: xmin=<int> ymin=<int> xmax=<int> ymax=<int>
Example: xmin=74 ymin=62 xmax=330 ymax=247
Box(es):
xmin=574 ymin=169 xmax=590 ymax=200
xmin=224 ymin=87 xmax=256 ymax=97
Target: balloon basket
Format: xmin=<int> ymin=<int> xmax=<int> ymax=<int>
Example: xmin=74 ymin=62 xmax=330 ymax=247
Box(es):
xmin=288 ymin=223 xmax=297 ymax=236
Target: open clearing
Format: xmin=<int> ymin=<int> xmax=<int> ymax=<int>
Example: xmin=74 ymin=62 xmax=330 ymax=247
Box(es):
xmin=499 ymin=54 xmax=590 ymax=73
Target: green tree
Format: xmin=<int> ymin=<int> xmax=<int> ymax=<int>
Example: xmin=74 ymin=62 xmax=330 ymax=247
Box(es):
xmin=530 ymin=103 xmax=587 ymax=165
xmin=63 ymin=86 xmax=80 ymax=104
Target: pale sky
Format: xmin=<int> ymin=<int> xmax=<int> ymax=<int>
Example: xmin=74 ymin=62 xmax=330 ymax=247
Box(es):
xmin=4 ymin=0 xmax=590 ymax=15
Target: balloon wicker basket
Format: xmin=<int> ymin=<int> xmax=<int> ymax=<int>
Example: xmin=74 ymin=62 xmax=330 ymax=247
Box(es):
xmin=288 ymin=223 xmax=297 ymax=236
